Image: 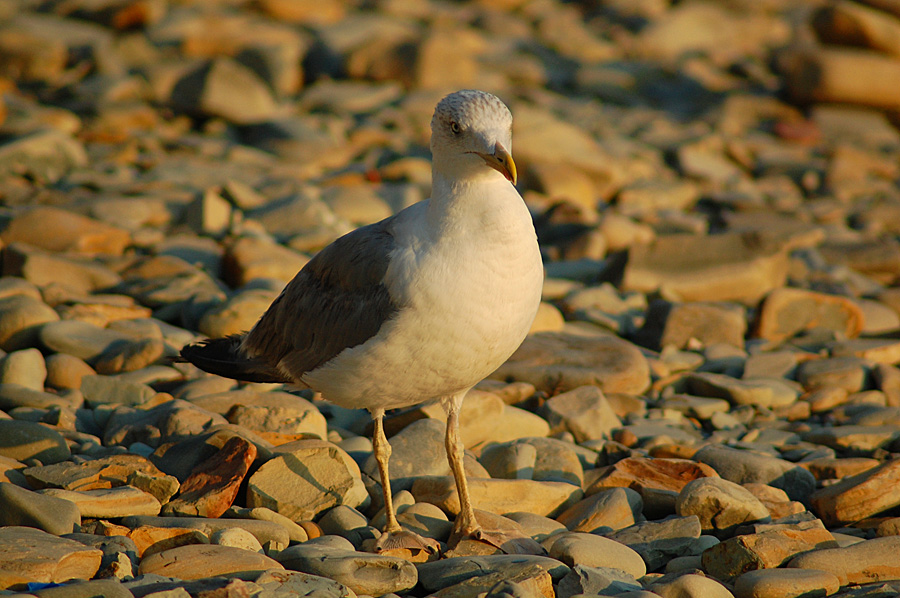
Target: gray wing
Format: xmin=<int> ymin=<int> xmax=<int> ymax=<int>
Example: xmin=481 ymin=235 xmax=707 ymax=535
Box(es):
xmin=241 ymin=217 xmax=400 ymax=380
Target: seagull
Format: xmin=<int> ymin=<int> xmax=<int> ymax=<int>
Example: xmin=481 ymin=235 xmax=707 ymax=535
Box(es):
xmin=180 ymin=89 xmax=544 ymax=554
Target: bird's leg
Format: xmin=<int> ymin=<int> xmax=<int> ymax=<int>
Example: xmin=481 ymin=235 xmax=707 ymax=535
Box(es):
xmin=371 ymin=409 xmax=401 ymax=534
xmin=370 ymin=409 xmax=440 ymax=558
xmin=444 ymin=393 xmax=482 ymax=542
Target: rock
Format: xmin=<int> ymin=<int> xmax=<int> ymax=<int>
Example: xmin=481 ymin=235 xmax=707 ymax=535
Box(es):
xmin=479 ymin=437 xmax=583 ymax=486
xmin=162 ymin=435 xmax=256 ymax=518
xmin=210 ymin=527 xmax=264 ymax=553
xmin=0 ymin=420 xmax=70 ymax=464
xmin=122 ymin=514 xmax=288 ymax=555
xmin=255 ymin=569 xmax=356 ymax=598
xmin=676 ymin=477 xmax=770 ymax=538
xmin=537 ymin=385 xmax=621 ymax=442
xmin=546 ymin=532 xmax=646 ymax=579
xmin=693 ymin=445 xmax=816 ymax=502
xmin=228 ymin=506 xmax=309 ymax=543
xmin=1 ymin=206 xmax=130 ymax=256
xmin=0 ymin=348 xmax=46 ymax=390
xmin=223 ymin=235 xmax=310 ymax=286
xmin=39 ymin=320 xmax=140 ymax=364
xmin=650 ymin=573 xmax=734 ymax=598
xmin=608 ymin=515 xmax=703 ymax=572
xmin=275 ymin=543 xmax=417 ymax=596
xmin=45 ymin=354 xmax=95 ymax=391
xmin=23 ymin=454 xmax=179 ymax=504
xmin=169 ymin=57 xmax=279 ymax=123
xmin=0 ymin=294 xmax=60 ymax=351
xmin=38 ymin=486 xmax=161 ymax=518
xmin=4 ymin=243 xmax=121 ymax=296
xmin=137 ymin=543 xmax=283 ymax=580
xmin=222 ymin=391 xmax=327 ymax=441
xmin=362 ymin=418 xmax=451 ymax=492
xmin=93 ymin=337 xmax=165 ymax=374
xmin=622 ymin=232 xmax=789 ymax=304
xmin=635 ymin=300 xmax=747 ymax=350
xmin=416 ymin=554 xmax=568 ymax=594
xmin=247 ymin=439 xmax=368 ymax=520
xmin=796 ymin=356 xmax=868 ymax=393
xmin=150 ymin=426 xmax=272 ymax=482
xmin=0 ymin=481 xmax=81 ymax=535
xmin=701 ymin=523 xmax=838 ymax=580
xmin=687 ymin=372 xmax=799 ymax=409
xmin=0 ymin=383 xmax=78 ymax=411
xmin=733 ymin=568 xmax=841 ymax=598
xmin=433 ymin=562 xmax=554 ymax=598
xmin=756 ymin=287 xmax=864 ymax=342
xmin=197 ymin=289 xmax=276 ymax=338
xmin=586 ymin=457 xmax=719 ymax=498
xmin=411 ymin=476 xmax=583 ymax=518
xmin=0 ymin=526 xmax=102 ymax=585
xmin=788 ymin=536 xmax=900 ymax=586
xmin=810 ymin=458 xmax=900 ymax=526
xmin=102 ymin=398 xmax=227 ymax=447
xmin=557 ymin=565 xmax=641 ymax=598
xmin=555 ymin=487 xmax=643 ymax=533
xmin=491 ymin=332 xmax=651 ymax=395
xmin=28 ymin=579 xmax=133 ymax=598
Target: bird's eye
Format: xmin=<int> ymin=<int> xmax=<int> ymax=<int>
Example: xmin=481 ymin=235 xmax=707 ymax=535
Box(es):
xmin=450 ymin=121 xmax=461 ymax=134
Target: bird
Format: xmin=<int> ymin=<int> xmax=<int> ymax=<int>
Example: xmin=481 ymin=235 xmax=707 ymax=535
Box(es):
xmin=180 ymin=89 xmax=544 ymax=555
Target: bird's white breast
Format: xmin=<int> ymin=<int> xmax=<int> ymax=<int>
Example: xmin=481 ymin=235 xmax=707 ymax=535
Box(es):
xmin=302 ymin=178 xmax=543 ymax=410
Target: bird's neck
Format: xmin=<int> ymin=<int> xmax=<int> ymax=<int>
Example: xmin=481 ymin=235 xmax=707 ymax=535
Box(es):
xmin=427 ymin=170 xmax=525 ymax=235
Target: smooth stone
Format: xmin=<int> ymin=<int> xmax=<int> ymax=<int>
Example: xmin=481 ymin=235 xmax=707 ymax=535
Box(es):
xmin=0 ymin=383 xmax=80 ymax=411
xmin=121 ymin=515 xmax=288 ymax=556
xmin=228 ymin=506 xmax=309 ymax=543
xmin=102 ymin=399 xmax=228 ymax=447
xmin=608 ymin=515 xmax=703 ymax=572
xmin=557 ymin=565 xmax=642 ymax=598
xmin=0 ymin=526 xmax=102 ymax=585
xmin=362 ymin=419 xmax=451 ymax=492
xmin=538 ymin=385 xmax=621 ymax=442
xmin=545 ymin=532 xmax=646 ymax=579
xmin=676 ymin=477 xmax=770 ymax=538
xmin=94 ymin=337 xmax=165 ymax=374
xmin=416 ymin=554 xmax=570 ymax=593
xmin=247 ymin=439 xmax=368 ymax=520
xmin=222 ymin=391 xmax=327 ymax=440
xmin=210 ymin=527 xmax=263 ymax=553
xmin=275 ymin=544 xmax=417 ymax=595
xmin=30 ymin=579 xmax=133 ymax=598
xmin=810 ymin=459 xmax=900 ymax=526
xmin=756 ymin=287 xmax=864 ymax=342
xmin=0 ymin=419 xmax=70 ymax=463
xmin=396 ymin=502 xmax=452 ymax=541
xmin=693 ymin=445 xmax=816 ymax=502
xmin=788 ymin=536 xmax=900 ymax=585
xmin=479 ymin=439 xmax=537 ymax=480
xmin=479 ymin=437 xmax=583 ymax=486
xmin=650 ymin=573 xmax=734 ymax=598
xmin=504 ymin=512 xmax=567 ymax=543
xmin=435 ymin=563 xmax=554 ymax=598
xmin=0 ymin=481 xmax=80 ymax=535
xmin=38 ymin=486 xmax=161 ymax=518
xmin=64 ymin=533 xmax=139 ymax=581
xmin=23 ymin=454 xmax=179 ymax=504
xmin=733 ymin=568 xmax=841 ymax=598
xmin=0 ymin=348 xmax=46 ymax=390
xmin=492 ymin=332 xmax=650 ymax=395
xmin=796 ymin=356 xmax=867 ymax=393
xmin=223 ymin=235 xmax=310 ymax=286
xmin=555 ymin=487 xmax=643 ymax=533
xmin=169 ymin=57 xmax=279 ymax=124
xmin=410 ymin=476 xmax=583 ymax=518
xmin=197 ymin=289 xmax=276 ymax=338
xmin=46 ymin=353 xmax=97 ymax=390
xmin=255 ymin=569 xmax=357 ymax=598
xmin=702 ymin=523 xmax=838 ymax=580
xmin=687 ymin=372 xmax=799 ymax=409
xmin=622 ymin=232 xmax=788 ymax=303
xmin=1 ymin=206 xmax=130 ymax=256
xmin=635 ymin=300 xmax=747 ymax=350
xmin=162 ymin=436 xmax=257 ymax=518
xmin=80 ymin=374 xmax=157 ymax=407
xmin=0 ymin=294 xmax=59 ymax=351
xmin=137 ymin=543 xmax=283 ymax=580
xmin=4 ymin=243 xmax=121 ymax=296
xmin=803 ymin=424 xmax=900 ymax=455
xmin=39 ymin=320 xmax=137 ymax=363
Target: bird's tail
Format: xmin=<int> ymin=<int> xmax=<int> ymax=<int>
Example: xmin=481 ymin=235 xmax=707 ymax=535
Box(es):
xmin=179 ymin=334 xmax=289 ymax=384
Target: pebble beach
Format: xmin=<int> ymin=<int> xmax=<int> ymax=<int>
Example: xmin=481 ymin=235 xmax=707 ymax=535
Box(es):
xmin=1 ymin=1 xmax=900 ymax=598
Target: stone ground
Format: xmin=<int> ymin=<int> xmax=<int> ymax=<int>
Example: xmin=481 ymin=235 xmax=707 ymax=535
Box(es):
xmin=1 ymin=0 xmax=900 ymax=597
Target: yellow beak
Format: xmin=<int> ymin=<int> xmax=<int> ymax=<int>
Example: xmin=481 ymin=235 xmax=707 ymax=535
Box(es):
xmin=477 ymin=142 xmax=517 ymax=185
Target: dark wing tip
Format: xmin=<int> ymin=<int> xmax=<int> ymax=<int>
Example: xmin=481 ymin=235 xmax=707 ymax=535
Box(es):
xmin=180 ymin=335 xmax=289 ymax=384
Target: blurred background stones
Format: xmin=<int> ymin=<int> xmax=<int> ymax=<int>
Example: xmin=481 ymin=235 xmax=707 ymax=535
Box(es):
xmin=0 ymin=0 xmax=899 ymax=597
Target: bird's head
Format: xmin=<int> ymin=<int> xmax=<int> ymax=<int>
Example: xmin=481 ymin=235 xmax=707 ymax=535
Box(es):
xmin=430 ymin=89 xmax=517 ymax=186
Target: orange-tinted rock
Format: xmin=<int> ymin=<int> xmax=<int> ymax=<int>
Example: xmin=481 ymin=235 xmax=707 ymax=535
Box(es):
xmin=1 ymin=206 xmax=130 ymax=256
xmin=162 ymin=436 xmax=257 ymax=518
xmin=585 ymin=457 xmax=719 ymax=496
xmin=756 ymin=287 xmax=864 ymax=342
xmin=810 ymin=459 xmax=900 ymax=526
